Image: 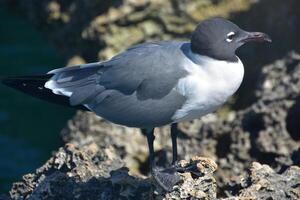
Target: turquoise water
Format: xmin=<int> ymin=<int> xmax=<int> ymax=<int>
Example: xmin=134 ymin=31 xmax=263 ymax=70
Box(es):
xmin=0 ymin=7 xmax=75 ymax=192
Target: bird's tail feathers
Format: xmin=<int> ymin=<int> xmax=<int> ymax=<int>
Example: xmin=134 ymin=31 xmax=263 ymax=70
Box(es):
xmin=1 ymin=74 xmax=88 ymax=110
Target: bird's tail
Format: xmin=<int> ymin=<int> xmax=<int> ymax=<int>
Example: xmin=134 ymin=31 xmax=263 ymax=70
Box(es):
xmin=1 ymin=74 xmax=88 ymax=110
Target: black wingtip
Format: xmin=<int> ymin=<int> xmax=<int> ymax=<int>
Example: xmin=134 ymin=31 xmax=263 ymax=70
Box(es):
xmin=1 ymin=76 xmax=26 ymax=88
xmin=1 ymin=74 xmax=90 ymax=111
xmin=1 ymin=77 xmax=15 ymax=87
xmin=1 ymin=74 xmax=53 ymax=87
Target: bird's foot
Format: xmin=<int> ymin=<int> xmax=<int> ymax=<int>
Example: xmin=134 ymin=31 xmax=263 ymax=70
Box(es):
xmin=152 ymin=166 xmax=181 ymax=192
xmin=174 ymin=162 xmax=202 ymax=177
xmin=152 ymin=162 xmax=204 ymax=191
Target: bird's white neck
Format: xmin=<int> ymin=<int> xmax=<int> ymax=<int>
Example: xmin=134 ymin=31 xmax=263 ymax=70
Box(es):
xmin=172 ymin=47 xmax=244 ymax=122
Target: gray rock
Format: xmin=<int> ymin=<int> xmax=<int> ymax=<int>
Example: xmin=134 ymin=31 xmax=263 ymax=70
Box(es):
xmin=7 ymin=144 xmax=218 ymax=200
xmin=229 ymin=162 xmax=300 ymax=200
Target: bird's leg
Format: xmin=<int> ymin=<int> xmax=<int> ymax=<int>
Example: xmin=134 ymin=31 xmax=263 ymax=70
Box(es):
xmin=170 ymin=124 xmax=202 ymax=176
xmin=142 ymin=127 xmax=181 ymax=191
xmin=171 ymin=123 xmax=178 ymax=165
xmin=171 ymin=124 xmax=194 ymax=173
xmin=142 ymin=128 xmax=156 ymax=171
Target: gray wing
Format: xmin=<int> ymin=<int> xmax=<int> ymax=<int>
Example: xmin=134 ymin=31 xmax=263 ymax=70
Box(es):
xmin=46 ymin=41 xmax=188 ymax=106
xmin=99 ymin=41 xmax=188 ymax=100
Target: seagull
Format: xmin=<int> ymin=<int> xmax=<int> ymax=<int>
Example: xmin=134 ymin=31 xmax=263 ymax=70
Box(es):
xmin=2 ymin=17 xmax=271 ymax=191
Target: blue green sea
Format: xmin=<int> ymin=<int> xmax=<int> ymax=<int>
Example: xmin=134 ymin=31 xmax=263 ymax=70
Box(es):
xmin=0 ymin=6 xmax=75 ymax=192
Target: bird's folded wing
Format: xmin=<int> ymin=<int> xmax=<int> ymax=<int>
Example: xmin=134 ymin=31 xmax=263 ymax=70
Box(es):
xmin=46 ymin=41 xmax=187 ymax=106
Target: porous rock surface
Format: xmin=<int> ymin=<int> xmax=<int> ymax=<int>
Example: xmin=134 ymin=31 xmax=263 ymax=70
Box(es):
xmin=234 ymin=162 xmax=300 ymax=199
xmin=4 ymin=137 xmax=300 ymax=199
xmin=7 ymin=143 xmax=219 ymax=200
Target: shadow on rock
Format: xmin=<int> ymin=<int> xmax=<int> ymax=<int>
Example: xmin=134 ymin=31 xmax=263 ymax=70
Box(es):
xmin=8 ymin=144 xmax=219 ymax=200
xmin=5 ymin=143 xmax=300 ymax=199
xmin=28 ymin=170 xmax=151 ymax=200
xmin=9 ymin=144 xmax=153 ymax=200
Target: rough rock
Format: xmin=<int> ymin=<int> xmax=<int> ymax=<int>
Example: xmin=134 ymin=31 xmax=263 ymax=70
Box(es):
xmin=9 ymin=143 xmax=125 ymax=200
xmin=5 ymin=143 xmax=300 ymax=199
xmin=234 ymin=162 xmax=300 ymax=199
xmin=7 ymin=144 xmax=218 ymax=200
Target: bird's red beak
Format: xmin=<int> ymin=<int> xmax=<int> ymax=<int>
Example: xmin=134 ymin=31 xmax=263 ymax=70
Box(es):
xmin=240 ymin=32 xmax=272 ymax=43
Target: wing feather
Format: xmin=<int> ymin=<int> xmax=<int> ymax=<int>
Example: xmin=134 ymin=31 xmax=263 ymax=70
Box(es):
xmin=45 ymin=41 xmax=188 ymax=106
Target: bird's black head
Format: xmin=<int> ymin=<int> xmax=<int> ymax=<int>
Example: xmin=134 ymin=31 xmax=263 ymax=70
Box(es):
xmin=191 ymin=17 xmax=271 ymax=62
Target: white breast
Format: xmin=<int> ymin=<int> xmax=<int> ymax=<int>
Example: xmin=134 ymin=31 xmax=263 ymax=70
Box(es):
xmin=172 ymin=52 xmax=244 ymax=122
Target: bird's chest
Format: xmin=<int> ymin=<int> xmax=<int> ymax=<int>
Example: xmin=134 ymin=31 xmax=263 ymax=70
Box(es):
xmin=172 ymin=58 xmax=244 ymax=122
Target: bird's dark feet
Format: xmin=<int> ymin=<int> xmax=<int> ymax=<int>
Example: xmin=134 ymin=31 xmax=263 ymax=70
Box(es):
xmin=152 ymin=162 xmax=204 ymax=191
xmin=174 ymin=162 xmax=202 ymax=177
xmin=152 ymin=166 xmax=181 ymax=191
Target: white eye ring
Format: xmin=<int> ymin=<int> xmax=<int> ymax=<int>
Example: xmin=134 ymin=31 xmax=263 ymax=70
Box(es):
xmin=226 ymin=32 xmax=235 ymax=42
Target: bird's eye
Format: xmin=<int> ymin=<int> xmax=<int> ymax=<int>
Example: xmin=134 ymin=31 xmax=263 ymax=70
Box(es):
xmin=226 ymin=32 xmax=235 ymax=42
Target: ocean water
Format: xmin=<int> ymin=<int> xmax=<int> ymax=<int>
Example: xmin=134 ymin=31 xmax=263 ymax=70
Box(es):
xmin=0 ymin=6 xmax=75 ymax=192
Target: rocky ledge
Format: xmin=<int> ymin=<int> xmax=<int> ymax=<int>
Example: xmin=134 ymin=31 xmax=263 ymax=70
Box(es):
xmin=2 ymin=143 xmax=299 ymax=200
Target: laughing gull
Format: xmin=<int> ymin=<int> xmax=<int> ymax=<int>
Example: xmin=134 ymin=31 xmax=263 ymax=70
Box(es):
xmin=2 ymin=17 xmax=271 ymax=191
